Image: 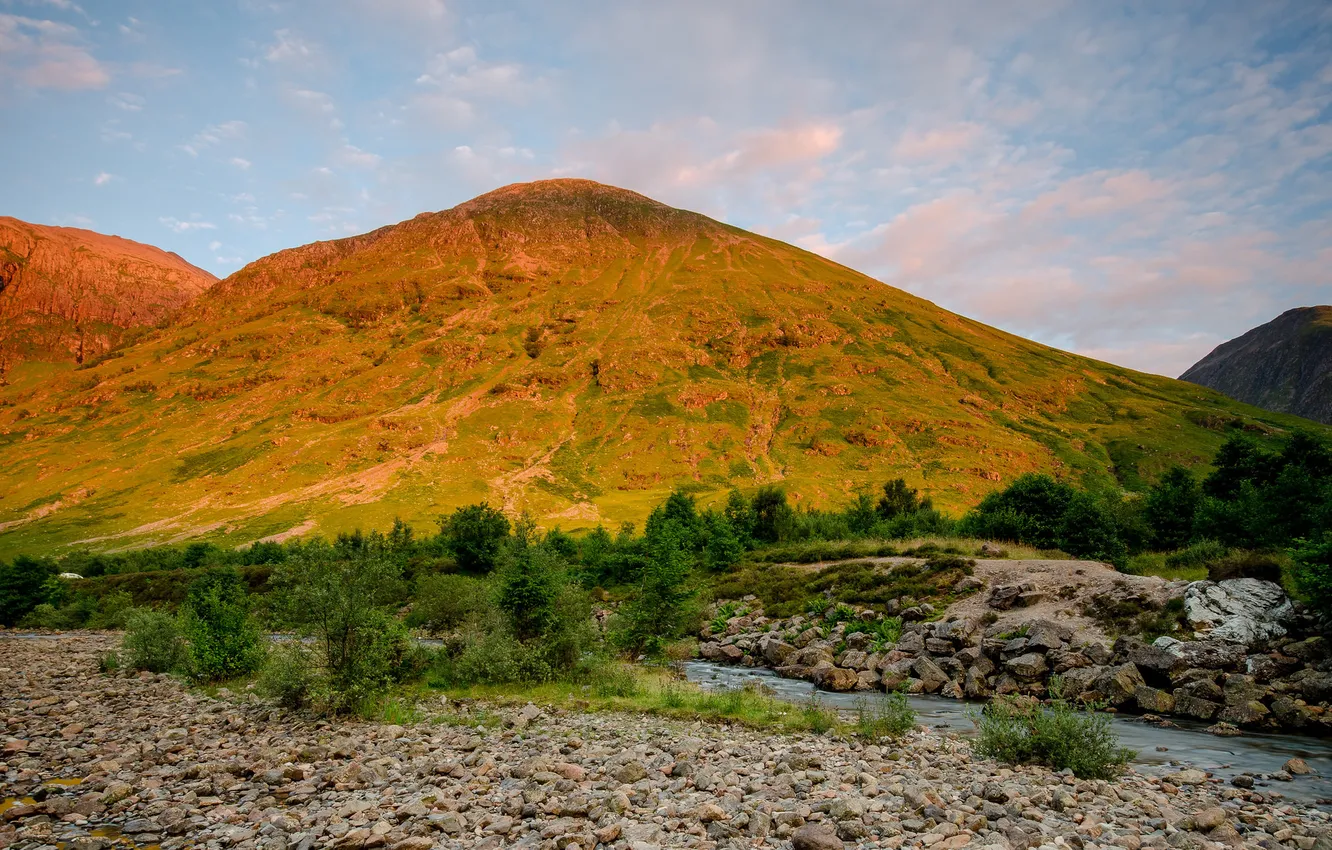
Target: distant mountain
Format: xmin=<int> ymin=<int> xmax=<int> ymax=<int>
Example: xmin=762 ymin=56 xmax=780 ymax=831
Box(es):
xmin=1181 ymin=307 xmax=1332 ymax=425
xmin=0 ymin=180 xmax=1322 ymax=557
xmin=0 ymin=217 xmax=217 ymax=372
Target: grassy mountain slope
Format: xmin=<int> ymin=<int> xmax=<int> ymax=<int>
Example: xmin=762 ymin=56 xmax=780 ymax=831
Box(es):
xmin=0 ymin=180 xmax=1320 ymax=558
xmin=0 ymin=217 xmax=217 ymax=371
xmin=1181 ymin=306 xmax=1332 ymax=425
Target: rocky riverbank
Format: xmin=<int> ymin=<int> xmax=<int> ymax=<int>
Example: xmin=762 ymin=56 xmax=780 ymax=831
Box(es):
xmin=700 ymin=563 xmax=1332 ymax=736
xmin=4 ymin=635 xmax=1331 ymax=850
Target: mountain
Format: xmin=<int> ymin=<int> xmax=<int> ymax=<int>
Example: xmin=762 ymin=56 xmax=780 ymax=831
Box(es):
xmin=0 ymin=217 xmax=217 ymax=372
xmin=0 ymin=180 xmax=1321 ymax=557
xmin=1181 ymin=307 xmax=1332 ymax=426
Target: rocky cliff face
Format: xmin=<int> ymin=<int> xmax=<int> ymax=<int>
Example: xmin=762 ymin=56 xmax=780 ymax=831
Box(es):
xmin=1181 ymin=307 xmax=1332 ymax=425
xmin=0 ymin=217 xmax=216 ymax=371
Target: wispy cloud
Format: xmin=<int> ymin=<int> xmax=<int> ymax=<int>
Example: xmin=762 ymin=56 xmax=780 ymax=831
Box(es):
xmin=159 ymin=216 xmax=217 ymax=233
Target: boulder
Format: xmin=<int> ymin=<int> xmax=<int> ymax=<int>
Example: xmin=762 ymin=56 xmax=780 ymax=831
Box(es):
xmin=1173 ymin=694 xmax=1220 ymax=721
xmin=1134 ymin=685 xmax=1175 ymax=714
xmin=988 ymin=585 xmax=1023 ymax=611
xmin=1118 ymin=637 xmax=1182 ymax=679
xmin=837 ymin=650 xmax=869 ymax=671
xmin=964 ymin=667 xmax=991 ymax=699
xmin=896 ymin=632 xmax=925 ymax=654
xmin=1094 ymin=663 xmax=1145 ymax=706
xmin=911 ymin=657 xmax=951 ymax=693
xmin=1183 ymin=579 xmax=1294 ymax=645
xmin=1295 ymin=671 xmax=1332 ymax=704
xmin=816 ymin=665 xmax=860 ymax=692
xmin=1025 ymin=620 xmax=1071 ymax=652
xmin=1005 ymin=653 xmax=1049 ymax=680
xmin=1284 ymin=636 xmax=1328 ymax=663
xmin=1167 ymin=640 xmax=1247 ymax=671
xmin=1244 ymin=652 xmax=1300 ymax=683
xmin=761 ymin=638 xmax=796 ymax=667
xmin=1270 ymin=696 xmax=1312 ymax=728
xmin=1216 ymin=700 xmax=1268 ymax=726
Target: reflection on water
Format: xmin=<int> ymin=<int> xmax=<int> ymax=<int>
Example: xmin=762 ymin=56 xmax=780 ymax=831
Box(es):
xmin=684 ymin=660 xmax=1332 ymax=808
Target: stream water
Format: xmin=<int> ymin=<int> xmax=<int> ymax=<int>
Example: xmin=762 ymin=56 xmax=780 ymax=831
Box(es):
xmin=684 ymin=660 xmax=1332 ymax=808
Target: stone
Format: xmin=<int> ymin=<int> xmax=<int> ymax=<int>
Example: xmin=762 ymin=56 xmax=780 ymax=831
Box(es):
xmin=1005 ymin=653 xmax=1048 ymax=680
xmin=1188 ymin=807 xmax=1226 ymax=832
xmin=613 ymin=760 xmax=647 ymax=784
xmin=1134 ymin=685 xmax=1175 ymax=714
xmin=815 ymin=665 xmax=859 ymax=692
xmin=1095 ymin=663 xmax=1145 ymax=706
xmin=1024 ymin=620 xmax=1070 ymax=651
xmin=697 ymin=803 xmax=728 ymax=822
xmin=1206 ymin=722 xmax=1242 ymax=737
xmin=912 ymin=657 xmax=951 ymax=693
xmin=1284 ymin=757 xmax=1313 ymax=775
xmin=988 ymin=585 xmax=1023 ymax=611
xmin=1165 ymin=768 xmax=1208 ymax=786
xmin=1172 ymin=694 xmax=1220 ymax=721
xmin=1183 ymin=579 xmax=1294 ymax=645
xmin=792 ymin=823 xmax=845 ymax=850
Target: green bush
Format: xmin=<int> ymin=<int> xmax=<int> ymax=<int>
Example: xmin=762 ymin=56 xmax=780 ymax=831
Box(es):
xmin=271 ymin=543 xmax=410 ymax=713
xmin=1164 ymin=539 xmax=1228 ymax=570
xmin=439 ymin=503 xmax=511 ymax=573
xmin=855 ymin=691 xmax=916 ymax=740
xmin=257 ymin=642 xmax=314 ymax=709
xmin=972 ymin=683 xmax=1133 ymax=779
xmin=0 ymin=555 xmax=56 ymax=626
xmin=408 ymin=573 xmax=490 ymax=634
xmin=614 ymin=524 xmax=697 ymax=656
xmin=181 ymin=567 xmax=264 ymax=682
xmin=87 ymin=590 xmax=135 ymax=629
xmin=122 ymin=609 xmax=189 ymax=673
xmin=1292 ymin=533 xmax=1332 ymax=618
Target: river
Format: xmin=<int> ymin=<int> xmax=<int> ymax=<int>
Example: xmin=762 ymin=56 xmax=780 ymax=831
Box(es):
xmin=684 ymin=659 xmax=1332 ymax=807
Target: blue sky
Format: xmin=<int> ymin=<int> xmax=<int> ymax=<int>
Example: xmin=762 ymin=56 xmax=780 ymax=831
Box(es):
xmin=3 ymin=0 xmax=1330 ymax=376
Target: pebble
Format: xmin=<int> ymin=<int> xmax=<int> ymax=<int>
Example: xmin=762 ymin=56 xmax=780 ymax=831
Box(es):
xmin=1 ymin=634 xmax=1330 ymax=850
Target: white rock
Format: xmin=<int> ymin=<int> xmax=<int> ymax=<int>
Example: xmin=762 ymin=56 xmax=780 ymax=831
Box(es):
xmin=1183 ymin=578 xmax=1294 ymax=645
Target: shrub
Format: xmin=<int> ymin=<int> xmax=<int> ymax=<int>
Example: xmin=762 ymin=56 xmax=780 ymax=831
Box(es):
xmin=614 ymin=525 xmax=697 ymax=656
xmin=877 ymin=479 xmax=928 ymax=519
xmin=972 ymin=683 xmax=1133 ymax=779
xmin=855 ymin=691 xmax=916 ymax=740
xmin=97 ymin=649 xmax=121 ymax=674
xmin=181 ymin=567 xmax=264 ymax=682
xmin=439 ymin=503 xmax=511 ymax=573
xmin=271 ymin=544 xmax=409 ymax=713
xmin=1206 ymin=551 xmax=1283 ymax=584
xmin=408 ymin=573 xmax=490 ymax=634
xmin=87 ymin=590 xmax=135 ymax=629
xmin=0 ymin=555 xmax=56 ymax=626
xmin=1164 ymin=539 xmax=1228 ymax=570
xmin=258 ymin=642 xmax=314 ymax=709
xmin=122 ymin=609 xmax=189 ymax=673
xmin=1057 ymin=492 xmax=1127 ymax=565
xmin=1292 ymin=533 xmax=1332 ymax=619
xmin=1144 ymin=467 xmax=1201 ymax=550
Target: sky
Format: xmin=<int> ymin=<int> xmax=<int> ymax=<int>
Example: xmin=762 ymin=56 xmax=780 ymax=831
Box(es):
xmin=3 ymin=0 xmax=1331 ymax=377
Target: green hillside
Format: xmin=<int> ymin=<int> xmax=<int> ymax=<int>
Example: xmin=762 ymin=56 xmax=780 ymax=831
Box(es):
xmin=0 ymin=180 xmax=1320 ymax=558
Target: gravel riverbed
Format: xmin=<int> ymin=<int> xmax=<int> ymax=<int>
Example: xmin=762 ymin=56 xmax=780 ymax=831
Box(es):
xmin=2 ymin=635 xmax=1331 ymax=850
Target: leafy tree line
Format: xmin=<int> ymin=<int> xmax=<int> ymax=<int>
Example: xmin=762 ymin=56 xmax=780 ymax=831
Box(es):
xmin=3 ymin=427 xmax=1330 ymax=631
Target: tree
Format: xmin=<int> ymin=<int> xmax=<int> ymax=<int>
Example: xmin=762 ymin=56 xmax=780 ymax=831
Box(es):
xmin=272 ymin=543 xmax=411 ymax=713
xmin=1144 ymin=467 xmax=1200 ymax=550
xmin=440 ymin=503 xmax=511 ymax=573
xmin=846 ymin=491 xmax=879 ymax=536
xmin=615 ymin=525 xmax=697 ymax=655
xmin=723 ymin=489 xmax=755 ymax=546
xmin=497 ymin=544 xmax=563 ymax=641
xmin=180 ymin=567 xmax=264 ymax=682
xmin=1204 ymin=433 xmax=1277 ymax=500
xmin=646 ymin=491 xmax=703 ymax=550
xmin=751 ymin=486 xmax=792 ymax=544
xmin=1292 ymin=533 xmax=1332 ymax=620
xmin=1057 ymin=492 xmax=1127 ymax=565
xmin=701 ymin=511 xmax=745 ymax=571
xmin=0 ymin=556 xmax=56 ymax=627
xmin=962 ymin=474 xmax=1075 ymax=549
xmin=877 ymin=479 xmax=924 ymax=519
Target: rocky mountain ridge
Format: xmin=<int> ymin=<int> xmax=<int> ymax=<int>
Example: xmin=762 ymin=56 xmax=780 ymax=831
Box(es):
xmin=0 ymin=217 xmax=217 ymax=372
xmin=0 ymin=181 xmax=1324 ymax=556
xmin=1181 ymin=307 xmax=1332 ymax=425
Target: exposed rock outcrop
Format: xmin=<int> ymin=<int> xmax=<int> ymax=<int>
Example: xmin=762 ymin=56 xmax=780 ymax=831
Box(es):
xmin=0 ymin=217 xmax=215 ymax=371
